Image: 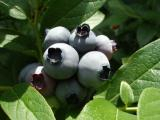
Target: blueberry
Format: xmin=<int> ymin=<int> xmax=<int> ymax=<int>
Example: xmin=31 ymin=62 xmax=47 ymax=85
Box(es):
xmin=19 ymin=63 xmax=55 ymax=96
xmin=69 ymin=24 xmax=96 ymax=53
xmin=43 ymin=26 xmax=70 ymax=49
xmin=95 ymin=35 xmax=117 ymax=60
xmin=43 ymin=43 xmax=79 ymax=80
xmin=55 ymin=79 xmax=87 ymax=105
xmin=78 ymin=51 xmax=111 ymax=89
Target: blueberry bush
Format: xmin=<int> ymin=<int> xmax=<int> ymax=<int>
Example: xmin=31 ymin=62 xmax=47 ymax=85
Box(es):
xmin=1 ymin=0 xmax=160 ymax=120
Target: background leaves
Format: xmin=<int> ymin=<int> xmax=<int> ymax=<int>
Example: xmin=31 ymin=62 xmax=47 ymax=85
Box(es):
xmin=1 ymin=0 xmax=160 ymax=119
xmin=0 ymin=0 xmax=30 ymax=19
xmin=138 ymin=88 xmax=160 ymax=120
xmin=0 ymin=83 xmax=55 ymax=120
xmin=41 ymin=0 xmax=106 ymax=31
xmin=137 ymin=23 xmax=157 ymax=47
xmin=120 ymin=81 xmax=134 ymax=106
xmin=77 ymin=99 xmax=137 ymax=120
xmin=106 ymin=38 xmax=160 ymax=103
xmin=0 ymin=49 xmax=35 ymax=87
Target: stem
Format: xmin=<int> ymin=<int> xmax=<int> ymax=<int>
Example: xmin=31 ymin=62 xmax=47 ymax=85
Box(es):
xmin=126 ymin=107 xmax=138 ymax=112
xmin=120 ymin=106 xmax=138 ymax=113
xmin=39 ymin=1 xmax=50 ymax=17
xmin=34 ymin=25 xmax=43 ymax=63
xmin=32 ymin=8 xmax=43 ymax=63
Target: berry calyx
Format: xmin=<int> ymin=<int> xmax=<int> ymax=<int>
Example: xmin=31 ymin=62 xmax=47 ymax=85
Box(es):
xmin=76 ymin=24 xmax=90 ymax=37
xmin=47 ymin=48 xmax=62 ymax=64
xmin=31 ymin=73 xmax=46 ymax=90
xmin=99 ymin=66 xmax=111 ymax=81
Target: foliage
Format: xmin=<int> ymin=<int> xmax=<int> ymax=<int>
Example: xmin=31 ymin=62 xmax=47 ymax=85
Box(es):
xmin=1 ymin=0 xmax=160 ymax=119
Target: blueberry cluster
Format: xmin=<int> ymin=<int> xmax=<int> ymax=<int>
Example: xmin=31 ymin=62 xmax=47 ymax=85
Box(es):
xmin=19 ymin=24 xmax=117 ymax=106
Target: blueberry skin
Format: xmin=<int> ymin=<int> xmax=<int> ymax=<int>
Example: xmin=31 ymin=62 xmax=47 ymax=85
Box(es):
xmin=43 ymin=43 xmax=79 ymax=80
xmin=78 ymin=51 xmax=111 ymax=89
xmin=19 ymin=63 xmax=40 ymax=82
xmin=55 ymin=79 xmax=87 ymax=105
xmin=95 ymin=35 xmax=117 ymax=60
xmin=19 ymin=63 xmax=55 ymax=96
xmin=69 ymin=28 xmax=96 ymax=53
xmin=43 ymin=26 xmax=70 ymax=49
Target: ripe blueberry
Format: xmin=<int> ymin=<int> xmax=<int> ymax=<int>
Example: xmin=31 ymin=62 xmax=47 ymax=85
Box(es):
xmin=95 ymin=35 xmax=117 ymax=60
xmin=43 ymin=26 xmax=70 ymax=49
xmin=69 ymin=24 xmax=96 ymax=53
xmin=19 ymin=63 xmax=55 ymax=96
xmin=55 ymin=79 xmax=87 ymax=105
xmin=78 ymin=51 xmax=111 ymax=89
xmin=43 ymin=43 xmax=79 ymax=80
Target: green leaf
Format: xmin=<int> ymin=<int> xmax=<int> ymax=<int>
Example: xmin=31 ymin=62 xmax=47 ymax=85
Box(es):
xmin=0 ymin=27 xmax=23 ymax=35
xmin=0 ymin=50 xmax=17 ymax=86
xmin=9 ymin=5 xmax=27 ymax=20
xmin=0 ymin=18 xmax=31 ymax=36
xmin=122 ymin=57 xmax=129 ymax=65
xmin=41 ymin=0 xmax=106 ymax=31
xmin=82 ymin=11 xmax=105 ymax=29
xmin=77 ymin=99 xmax=137 ymax=120
xmin=0 ymin=83 xmax=55 ymax=120
xmin=105 ymin=14 xmax=128 ymax=26
xmin=108 ymin=0 xmax=140 ymax=19
xmin=66 ymin=116 xmax=76 ymax=120
xmin=0 ymin=0 xmax=30 ymax=20
xmin=120 ymin=81 xmax=134 ymax=106
xmin=138 ymin=88 xmax=160 ymax=120
xmin=0 ymin=33 xmax=37 ymax=58
xmin=113 ymin=49 xmax=128 ymax=64
xmin=0 ymin=49 xmax=34 ymax=86
xmin=27 ymin=0 xmax=39 ymax=11
xmin=137 ymin=24 xmax=157 ymax=47
xmin=45 ymin=96 xmax=60 ymax=109
xmin=93 ymin=82 xmax=110 ymax=99
xmin=134 ymin=7 xmax=160 ymax=24
xmin=106 ymin=38 xmax=160 ymax=104
xmin=0 ymin=34 xmax=18 ymax=47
